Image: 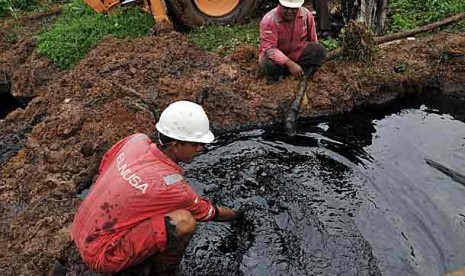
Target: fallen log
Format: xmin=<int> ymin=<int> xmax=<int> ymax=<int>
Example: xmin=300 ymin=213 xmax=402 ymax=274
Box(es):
xmin=375 ymin=12 xmax=465 ymax=44
xmin=326 ymin=12 xmax=465 ymax=60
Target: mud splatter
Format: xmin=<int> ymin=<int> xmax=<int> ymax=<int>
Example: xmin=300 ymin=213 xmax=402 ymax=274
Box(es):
xmin=85 ymin=234 xmax=98 ymax=244
xmin=102 ymin=218 xmax=118 ymax=231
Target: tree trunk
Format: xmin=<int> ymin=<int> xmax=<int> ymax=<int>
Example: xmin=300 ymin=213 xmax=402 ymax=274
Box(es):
xmin=341 ymin=0 xmax=387 ymax=34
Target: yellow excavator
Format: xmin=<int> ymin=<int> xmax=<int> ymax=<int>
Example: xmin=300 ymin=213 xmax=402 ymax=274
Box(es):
xmin=83 ymin=0 xmax=261 ymax=28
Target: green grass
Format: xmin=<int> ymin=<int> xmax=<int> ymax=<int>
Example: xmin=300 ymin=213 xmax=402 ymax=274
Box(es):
xmin=389 ymin=0 xmax=465 ymax=31
xmin=0 ymin=0 xmax=39 ymax=18
xmin=188 ymin=22 xmax=260 ymax=55
xmin=36 ymin=0 xmax=154 ymax=69
xmin=0 ymin=0 xmax=69 ymax=18
xmin=188 ymin=21 xmax=340 ymax=54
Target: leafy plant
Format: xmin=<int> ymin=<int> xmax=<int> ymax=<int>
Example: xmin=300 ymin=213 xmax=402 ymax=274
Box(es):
xmin=37 ymin=0 xmax=154 ymax=69
xmin=321 ymin=38 xmax=340 ymax=51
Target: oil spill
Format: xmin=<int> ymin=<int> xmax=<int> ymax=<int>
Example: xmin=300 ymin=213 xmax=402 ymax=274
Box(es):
xmin=179 ymin=94 xmax=465 ymax=276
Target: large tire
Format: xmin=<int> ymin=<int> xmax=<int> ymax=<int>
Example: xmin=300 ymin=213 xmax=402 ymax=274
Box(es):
xmin=165 ymin=0 xmax=262 ymax=28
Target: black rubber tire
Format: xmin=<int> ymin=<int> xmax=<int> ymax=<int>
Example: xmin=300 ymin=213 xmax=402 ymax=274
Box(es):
xmin=165 ymin=0 xmax=262 ymax=28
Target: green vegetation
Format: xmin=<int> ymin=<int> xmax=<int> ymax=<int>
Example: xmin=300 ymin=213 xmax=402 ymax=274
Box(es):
xmin=0 ymin=0 xmax=68 ymax=18
xmin=389 ymin=0 xmax=465 ymax=31
xmin=187 ymin=0 xmax=465 ymax=53
xmin=0 ymin=0 xmax=38 ymax=18
xmin=321 ymin=38 xmax=340 ymax=51
xmin=36 ymin=0 xmax=154 ymax=69
xmin=188 ymin=22 xmax=340 ymax=54
xmin=188 ymin=22 xmax=260 ymax=55
xmin=8 ymin=0 xmax=462 ymax=69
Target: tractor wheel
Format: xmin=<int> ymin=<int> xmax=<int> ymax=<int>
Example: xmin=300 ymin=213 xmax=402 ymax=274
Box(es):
xmin=165 ymin=0 xmax=262 ymax=28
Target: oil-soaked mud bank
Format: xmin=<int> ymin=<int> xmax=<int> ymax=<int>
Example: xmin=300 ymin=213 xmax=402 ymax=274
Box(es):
xmin=0 ymin=27 xmax=464 ymax=275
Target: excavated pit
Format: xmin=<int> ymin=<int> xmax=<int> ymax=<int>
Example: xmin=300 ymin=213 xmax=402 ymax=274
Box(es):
xmin=59 ymin=90 xmax=465 ymax=276
xmin=0 ymin=16 xmax=464 ymax=275
xmin=0 ymin=80 xmax=32 ymax=119
xmin=0 ymin=80 xmax=33 ymax=166
xmin=175 ymin=91 xmax=465 ymax=276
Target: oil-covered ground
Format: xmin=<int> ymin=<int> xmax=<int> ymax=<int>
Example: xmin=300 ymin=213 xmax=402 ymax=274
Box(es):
xmin=0 ymin=11 xmax=465 ymax=276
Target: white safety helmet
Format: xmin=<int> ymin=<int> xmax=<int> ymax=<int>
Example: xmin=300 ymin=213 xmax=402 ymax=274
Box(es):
xmin=279 ymin=0 xmax=304 ymax=8
xmin=156 ymin=101 xmax=215 ymax=144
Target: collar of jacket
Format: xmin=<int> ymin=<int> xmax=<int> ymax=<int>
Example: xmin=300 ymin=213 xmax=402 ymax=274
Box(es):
xmin=150 ymin=143 xmax=184 ymax=174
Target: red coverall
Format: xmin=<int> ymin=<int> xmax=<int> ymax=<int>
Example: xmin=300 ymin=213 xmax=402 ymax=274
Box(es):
xmin=259 ymin=6 xmax=318 ymax=66
xmin=71 ymin=134 xmax=217 ymax=272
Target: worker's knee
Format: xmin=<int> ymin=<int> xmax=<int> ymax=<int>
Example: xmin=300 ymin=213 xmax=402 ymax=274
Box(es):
xmin=302 ymin=42 xmax=327 ymax=66
xmin=165 ymin=209 xmax=196 ymax=237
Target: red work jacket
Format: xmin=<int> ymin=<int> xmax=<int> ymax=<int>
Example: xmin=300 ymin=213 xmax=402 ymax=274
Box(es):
xmin=259 ymin=6 xmax=318 ymax=65
xmin=71 ymin=134 xmax=216 ymax=267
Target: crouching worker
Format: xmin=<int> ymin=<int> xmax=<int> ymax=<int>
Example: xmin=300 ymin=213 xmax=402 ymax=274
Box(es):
xmin=259 ymin=0 xmax=327 ymax=84
xmin=71 ymin=101 xmax=241 ymax=275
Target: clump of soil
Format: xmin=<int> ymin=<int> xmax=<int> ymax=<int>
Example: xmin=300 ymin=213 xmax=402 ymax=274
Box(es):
xmin=0 ymin=11 xmax=464 ymax=275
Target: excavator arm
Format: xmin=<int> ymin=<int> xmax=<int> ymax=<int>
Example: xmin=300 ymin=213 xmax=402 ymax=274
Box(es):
xmin=83 ymin=0 xmax=170 ymax=23
xmin=144 ymin=0 xmax=170 ymax=23
xmin=83 ymin=0 xmax=121 ymax=13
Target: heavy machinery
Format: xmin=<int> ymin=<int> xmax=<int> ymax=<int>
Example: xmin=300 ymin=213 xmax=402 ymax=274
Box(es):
xmin=84 ymin=0 xmax=262 ymax=28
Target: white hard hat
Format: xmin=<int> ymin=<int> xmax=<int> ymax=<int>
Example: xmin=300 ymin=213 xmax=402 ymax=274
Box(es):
xmin=279 ymin=0 xmax=304 ymax=8
xmin=156 ymin=101 xmax=214 ymax=144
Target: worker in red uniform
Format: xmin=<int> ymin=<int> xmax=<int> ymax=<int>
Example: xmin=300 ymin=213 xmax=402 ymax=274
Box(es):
xmin=71 ymin=101 xmax=242 ymax=275
xmin=259 ymin=0 xmax=327 ymax=84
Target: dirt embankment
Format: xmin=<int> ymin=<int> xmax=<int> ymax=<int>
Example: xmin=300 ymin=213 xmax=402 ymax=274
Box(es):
xmin=0 ymin=12 xmax=464 ymax=274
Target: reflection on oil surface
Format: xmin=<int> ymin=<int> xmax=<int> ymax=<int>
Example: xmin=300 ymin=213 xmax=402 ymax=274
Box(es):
xmin=181 ymin=95 xmax=465 ymax=276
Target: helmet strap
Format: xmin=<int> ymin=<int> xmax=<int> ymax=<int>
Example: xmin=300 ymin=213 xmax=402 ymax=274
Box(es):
xmin=158 ymin=132 xmax=177 ymax=150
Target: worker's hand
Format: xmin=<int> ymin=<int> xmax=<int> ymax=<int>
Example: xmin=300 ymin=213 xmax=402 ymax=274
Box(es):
xmin=214 ymin=206 xmax=242 ymax=222
xmin=285 ymin=60 xmax=304 ymax=78
xmin=234 ymin=209 xmax=246 ymax=221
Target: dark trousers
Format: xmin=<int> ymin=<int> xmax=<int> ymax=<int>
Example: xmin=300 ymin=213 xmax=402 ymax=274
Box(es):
xmin=313 ymin=0 xmax=331 ymax=32
xmin=260 ymin=42 xmax=327 ymax=83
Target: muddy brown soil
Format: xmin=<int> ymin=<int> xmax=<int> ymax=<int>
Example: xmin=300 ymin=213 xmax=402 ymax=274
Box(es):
xmin=0 ymin=11 xmax=464 ymax=275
